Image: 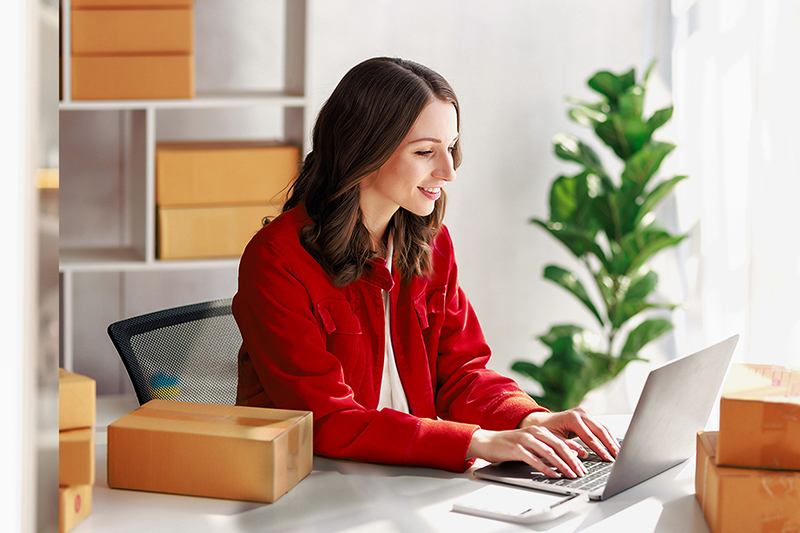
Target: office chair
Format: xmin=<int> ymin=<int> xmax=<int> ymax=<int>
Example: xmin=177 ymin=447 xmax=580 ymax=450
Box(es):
xmin=107 ymin=298 xmax=240 ymax=406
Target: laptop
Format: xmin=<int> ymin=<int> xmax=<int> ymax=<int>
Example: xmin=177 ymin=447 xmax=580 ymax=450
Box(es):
xmin=474 ymin=335 xmax=739 ymax=501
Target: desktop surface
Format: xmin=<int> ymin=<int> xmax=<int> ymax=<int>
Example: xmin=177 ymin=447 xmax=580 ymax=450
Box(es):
xmin=79 ymin=396 xmax=712 ymax=533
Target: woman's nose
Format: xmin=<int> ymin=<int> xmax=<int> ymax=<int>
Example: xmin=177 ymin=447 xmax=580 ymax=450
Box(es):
xmin=434 ymin=152 xmax=457 ymax=182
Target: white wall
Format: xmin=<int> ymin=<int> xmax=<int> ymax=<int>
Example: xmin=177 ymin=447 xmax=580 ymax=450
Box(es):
xmin=1 ymin=0 xmax=39 ymax=530
xmin=307 ymin=0 xmax=670 ymax=412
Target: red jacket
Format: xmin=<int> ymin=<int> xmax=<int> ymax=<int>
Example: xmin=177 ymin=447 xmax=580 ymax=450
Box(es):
xmin=233 ymin=205 xmax=546 ymax=472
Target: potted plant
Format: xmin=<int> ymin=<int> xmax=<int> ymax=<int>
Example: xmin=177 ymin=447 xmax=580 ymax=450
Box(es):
xmin=512 ymin=62 xmax=687 ymax=412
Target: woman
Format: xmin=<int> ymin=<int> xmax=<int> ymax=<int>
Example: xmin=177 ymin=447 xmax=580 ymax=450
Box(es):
xmin=233 ymin=57 xmax=618 ymax=477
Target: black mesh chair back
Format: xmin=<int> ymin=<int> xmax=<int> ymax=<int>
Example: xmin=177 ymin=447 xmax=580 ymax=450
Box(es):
xmin=107 ymin=298 xmax=240 ymax=406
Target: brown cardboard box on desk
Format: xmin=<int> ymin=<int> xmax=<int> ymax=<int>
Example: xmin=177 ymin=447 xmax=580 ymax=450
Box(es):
xmin=70 ymin=0 xmax=194 ymax=100
xmin=107 ymin=400 xmax=313 ymax=503
xmin=717 ymin=364 xmax=800 ymax=471
xmin=58 ymin=369 xmax=96 ymax=533
xmin=695 ymin=431 xmax=800 ymax=533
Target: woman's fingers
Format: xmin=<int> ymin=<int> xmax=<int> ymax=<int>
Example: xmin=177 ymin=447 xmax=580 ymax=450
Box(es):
xmin=581 ymin=415 xmax=620 ymax=457
xmin=563 ymin=435 xmax=590 ymax=459
xmin=565 ymin=413 xmax=617 ymax=461
xmin=523 ymin=428 xmax=587 ymax=478
xmin=515 ymin=447 xmax=562 ymax=479
xmin=468 ymin=427 xmax=590 ymax=478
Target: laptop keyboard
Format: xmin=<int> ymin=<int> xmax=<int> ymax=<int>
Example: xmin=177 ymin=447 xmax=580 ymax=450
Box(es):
xmin=539 ymin=457 xmax=612 ymax=491
xmin=534 ymin=439 xmax=623 ymax=492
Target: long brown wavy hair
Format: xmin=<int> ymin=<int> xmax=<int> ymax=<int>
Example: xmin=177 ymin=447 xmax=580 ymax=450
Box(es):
xmin=274 ymin=57 xmax=462 ymax=286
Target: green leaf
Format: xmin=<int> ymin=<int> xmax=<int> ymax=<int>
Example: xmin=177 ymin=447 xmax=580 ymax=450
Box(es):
xmin=565 ymin=96 xmax=610 ymax=112
xmin=606 ymin=225 xmax=685 ymax=277
xmin=544 ymin=265 xmax=605 ymax=326
xmin=621 ymin=141 xmax=676 ymax=188
xmin=618 ymin=85 xmax=645 ymax=118
xmin=537 ymin=325 xmax=608 ymax=409
xmin=620 ymin=318 xmax=673 ymax=359
xmin=552 ymin=133 xmax=608 ymax=178
xmin=647 ymin=106 xmax=673 ymax=134
xmin=531 ymin=219 xmax=610 ymax=267
xmin=624 ymin=229 xmax=687 ymax=274
xmin=623 ymin=301 xmax=679 ymax=321
xmin=625 ymin=269 xmax=659 ymax=301
xmin=610 ymin=270 xmax=658 ymax=328
xmin=568 ymin=105 xmax=607 ymax=128
xmin=591 ymin=191 xmax=623 ymax=242
xmin=594 ymin=115 xmax=652 ymax=160
xmin=634 ymin=175 xmax=688 ymax=228
xmin=511 ymin=361 xmax=544 ymax=382
xmin=550 ymin=173 xmax=593 ymax=227
xmin=588 ymin=69 xmax=636 ymax=104
xmin=643 ymin=58 xmax=657 ymax=86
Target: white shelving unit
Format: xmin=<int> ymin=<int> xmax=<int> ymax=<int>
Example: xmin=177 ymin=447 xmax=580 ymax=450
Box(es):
xmin=59 ymin=0 xmax=307 ymax=393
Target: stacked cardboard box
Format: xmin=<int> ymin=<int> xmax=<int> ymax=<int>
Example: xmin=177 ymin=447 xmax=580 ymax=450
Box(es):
xmin=59 ymin=369 xmax=97 ymax=533
xmin=70 ymin=0 xmax=195 ymax=100
xmin=155 ymin=141 xmax=300 ymax=259
xmin=107 ymin=400 xmax=313 ymax=502
xmin=695 ymin=364 xmax=800 ymax=532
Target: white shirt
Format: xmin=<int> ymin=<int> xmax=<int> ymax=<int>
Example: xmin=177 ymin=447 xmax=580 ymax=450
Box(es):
xmin=376 ymin=237 xmax=410 ymax=413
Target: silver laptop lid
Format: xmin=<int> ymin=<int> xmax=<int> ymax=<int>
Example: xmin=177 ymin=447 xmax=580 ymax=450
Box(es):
xmin=601 ymin=334 xmax=738 ymax=498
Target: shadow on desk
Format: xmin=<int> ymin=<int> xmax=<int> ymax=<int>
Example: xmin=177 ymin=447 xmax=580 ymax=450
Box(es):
xmin=230 ymin=456 xmax=486 ymax=532
xmin=571 ymin=459 xmax=700 ymax=533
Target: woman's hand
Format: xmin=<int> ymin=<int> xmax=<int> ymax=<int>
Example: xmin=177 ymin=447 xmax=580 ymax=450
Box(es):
xmin=518 ymin=407 xmax=620 ymax=462
xmin=466 ymin=426 xmax=590 ymax=479
xmin=465 ymin=407 xmax=620 ymax=479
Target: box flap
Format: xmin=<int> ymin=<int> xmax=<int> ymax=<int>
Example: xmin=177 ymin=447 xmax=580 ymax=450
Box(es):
xmin=722 ymin=364 xmax=800 ymax=403
xmin=110 ymin=399 xmax=311 ymax=441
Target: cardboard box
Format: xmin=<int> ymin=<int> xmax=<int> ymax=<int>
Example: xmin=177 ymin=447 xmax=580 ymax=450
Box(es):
xmin=72 ymin=9 xmax=193 ymax=55
xmin=108 ymin=400 xmax=313 ymax=502
xmin=59 ymin=485 xmax=92 ymax=533
xmin=71 ymin=55 xmax=194 ymax=100
xmin=59 ymin=368 xmax=96 ymax=431
xmin=157 ymin=203 xmax=279 ymax=260
xmin=696 ymin=431 xmax=800 ymax=533
xmin=72 ymin=0 xmax=192 ymax=7
xmin=156 ymin=142 xmax=300 ymax=207
xmin=59 ymin=428 xmax=95 ymax=486
xmin=718 ymin=364 xmax=800 ymax=470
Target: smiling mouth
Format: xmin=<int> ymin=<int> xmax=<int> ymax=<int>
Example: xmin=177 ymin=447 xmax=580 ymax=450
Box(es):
xmin=420 ymin=187 xmax=440 ymax=194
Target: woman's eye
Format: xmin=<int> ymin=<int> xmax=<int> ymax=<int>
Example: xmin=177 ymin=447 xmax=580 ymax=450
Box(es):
xmin=415 ymin=150 xmax=433 ymax=156
xmin=447 ymin=146 xmax=456 ymax=153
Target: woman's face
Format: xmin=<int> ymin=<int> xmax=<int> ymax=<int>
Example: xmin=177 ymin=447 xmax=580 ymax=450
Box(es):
xmin=360 ymin=99 xmax=458 ymax=235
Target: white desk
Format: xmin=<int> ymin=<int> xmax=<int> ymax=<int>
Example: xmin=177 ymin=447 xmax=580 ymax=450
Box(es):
xmin=77 ymin=396 xmax=712 ymax=533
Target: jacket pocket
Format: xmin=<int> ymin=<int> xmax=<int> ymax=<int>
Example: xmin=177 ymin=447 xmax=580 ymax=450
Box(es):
xmin=413 ymin=286 xmax=446 ymax=329
xmin=316 ymin=298 xmax=363 ymax=335
xmin=315 ymin=299 xmax=365 ymax=388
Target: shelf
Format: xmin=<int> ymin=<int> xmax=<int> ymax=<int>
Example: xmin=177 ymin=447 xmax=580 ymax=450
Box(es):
xmin=59 ymin=91 xmax=307 ymax=111
xmin=60 ymin=247 xmax=240 ymax=273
